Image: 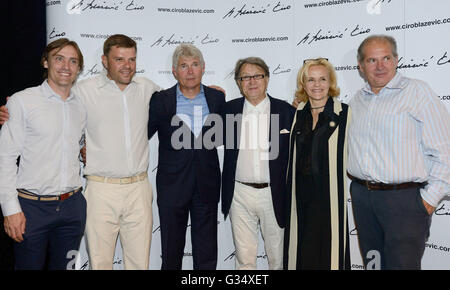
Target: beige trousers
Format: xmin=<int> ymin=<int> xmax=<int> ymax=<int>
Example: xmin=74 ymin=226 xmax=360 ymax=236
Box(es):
xmin=84 ymin=177 xmax=153 ymax=270
xmin=229 ymin=182 xmax=284 ymax=270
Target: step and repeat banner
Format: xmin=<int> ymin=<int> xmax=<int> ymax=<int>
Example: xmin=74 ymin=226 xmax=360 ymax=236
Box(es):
xmin=46 ymin=0 xmax=450 ymax=270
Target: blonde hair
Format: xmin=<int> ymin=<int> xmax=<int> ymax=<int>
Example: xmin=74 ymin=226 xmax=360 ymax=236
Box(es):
xmin=295 ymin=58 xmax=340 ymax=103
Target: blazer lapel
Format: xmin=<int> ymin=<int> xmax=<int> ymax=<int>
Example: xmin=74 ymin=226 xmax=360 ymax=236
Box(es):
xmin=233 ymin=97 xmax=245 ymax=151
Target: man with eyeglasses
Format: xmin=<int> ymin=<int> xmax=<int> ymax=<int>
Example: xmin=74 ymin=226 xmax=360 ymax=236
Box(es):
xmin=147 ymin=43 xmax=225 ymax=269
xmin=221 ymin=57 xmax=295 ymax=269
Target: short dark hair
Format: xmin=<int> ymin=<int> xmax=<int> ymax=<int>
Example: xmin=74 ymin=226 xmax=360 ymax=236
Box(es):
xmin=103 ymin=34 xmax=137 ymax=56
xmin=41 ymin=38 xmax=84 ymax=79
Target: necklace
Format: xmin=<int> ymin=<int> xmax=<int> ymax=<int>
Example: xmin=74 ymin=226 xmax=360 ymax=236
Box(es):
xmin=310 ymin=105 xmax=326 ymax=110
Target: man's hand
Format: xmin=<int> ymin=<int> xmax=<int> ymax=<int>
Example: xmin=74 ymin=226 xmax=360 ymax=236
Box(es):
xmin=80 ymin=145 xmax=86 ymax=165
xmin=4 ymin=212 xmax=26 ymax=243
xmin=209 ymin=85 xmax=226 ymax=96
xmin=422 ymin=199 xmax=435 ymax=215
xmin=0 ymin=97 xmax=10 ymax=125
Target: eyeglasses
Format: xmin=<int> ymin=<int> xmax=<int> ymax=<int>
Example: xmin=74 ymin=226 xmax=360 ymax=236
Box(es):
xmin=303 ymin=57 xmax=329 ymax=64
xmin=237 ymin=74 xmax=266 ymax=82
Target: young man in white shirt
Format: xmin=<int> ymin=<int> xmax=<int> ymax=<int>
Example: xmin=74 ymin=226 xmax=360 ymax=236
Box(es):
xmin=0 ymin=38 xmax=86 ymax=270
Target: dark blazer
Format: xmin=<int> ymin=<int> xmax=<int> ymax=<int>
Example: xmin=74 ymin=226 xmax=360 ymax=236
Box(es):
xmin=221 ymin=95 xmax=295 ymax=228
xmin=148 ymin=84 xmax=225 ymax=207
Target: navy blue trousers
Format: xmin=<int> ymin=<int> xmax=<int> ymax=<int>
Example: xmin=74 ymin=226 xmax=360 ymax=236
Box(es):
xmin=350 ymin=181 xmax=431 ymax=270
xmin=158 ymin=188 xmax=218 ymax=270
xmin=14 ymin=189 xmax=86 ymax=270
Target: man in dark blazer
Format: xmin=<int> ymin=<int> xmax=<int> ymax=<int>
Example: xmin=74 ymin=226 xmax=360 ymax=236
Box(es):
xmin=148 ymin=44 xmax=225 ymax=270
xmin=221 ymin=57 xmax=295 ymax=269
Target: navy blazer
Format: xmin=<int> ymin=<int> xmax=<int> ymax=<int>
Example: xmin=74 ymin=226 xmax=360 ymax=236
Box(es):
xmin=221 ymin=95 xmax=295 ymax=228
xmin=148 ymin=84 xmax=225 ymax=207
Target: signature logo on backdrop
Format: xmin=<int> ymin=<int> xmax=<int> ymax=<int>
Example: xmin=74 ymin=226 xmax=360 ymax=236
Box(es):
xmin=435 ymin=202 xmax=450 ymax=216
xmin=77 ymin=257 xmax=123 ymax=270
xmin=273 ymin=64 xmax=291 ymax=75
xmin=223 ymin=1 xmax=291 ymax=19
xmin=150 ymin=34 xmax=219 ymax=48
xmin=83 ymin=64 xmax=101 ymax=77
xmin=82 ymin=64 xmax=145 ymax=77
xmin=297 ymin=24 xmax=371 ymax=45
xmin=396 ymin=52 xmax=450 ymax=69
xmin=48 ymin=27 xmax=66 ymax=39
xmin=397 ymin=56 xmax=433 ymax=70
xmin=437 ymin=51 xmax=450 ymax=66
xmin=66 ymin=0 xmax=144 ymax=14
xmin=224 ymin=251 xmax=267 ymax=262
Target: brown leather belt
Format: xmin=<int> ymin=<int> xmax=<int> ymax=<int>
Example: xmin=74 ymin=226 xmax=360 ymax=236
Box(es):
xmin=17 ymin=188 xmax=81 ymax=201
xmin=236 ymin=181 xmax=269 ymax=189
xmin=347 ymin=173 xmax=426 ymax=191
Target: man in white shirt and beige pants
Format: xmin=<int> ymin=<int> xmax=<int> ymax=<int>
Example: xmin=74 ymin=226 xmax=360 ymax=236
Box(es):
xmin=75 ymin=34 xmax=162 ymax=270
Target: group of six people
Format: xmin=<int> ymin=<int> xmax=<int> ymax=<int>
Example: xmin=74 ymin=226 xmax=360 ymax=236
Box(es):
xmin=0 ymin=33 xmax=448 ymax=270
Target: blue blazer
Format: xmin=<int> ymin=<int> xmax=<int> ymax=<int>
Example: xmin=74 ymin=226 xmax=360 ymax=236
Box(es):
xmin=221 ymin=95 xmax=295 ymax=228
xmin=148 ymin=84 xmax=226 ymax=207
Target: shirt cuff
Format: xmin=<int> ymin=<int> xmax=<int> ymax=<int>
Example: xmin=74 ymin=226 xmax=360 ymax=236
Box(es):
xmin=420 ymin=187 xmax=446 ymax=208
xmin=1 ymin=197 xmax=22 ymax=217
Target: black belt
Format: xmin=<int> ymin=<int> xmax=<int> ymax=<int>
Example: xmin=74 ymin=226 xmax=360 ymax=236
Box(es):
xmin=347 ymin=173 xmax=426 ymax=191
xmin=236 ymin=181 xmax=269 ymax=189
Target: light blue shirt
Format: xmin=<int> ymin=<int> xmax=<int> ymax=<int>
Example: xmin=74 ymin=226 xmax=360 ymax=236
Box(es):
xmin=176 ymin=84 xmax=210 ymax=137
xmin=348 ymin=72 xmax=450 ymax=207
xmin=0 ymin=80 xmax=86 ymax=216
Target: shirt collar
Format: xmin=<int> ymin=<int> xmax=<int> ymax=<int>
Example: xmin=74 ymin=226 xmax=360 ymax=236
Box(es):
xmin=362 ymin=72 xmax=407 ymax=95
xmin=176 ymin=83 xmax=204 ymax=99
xmin=244 ymin=94 xmax=270 ymax=113
xmin=97 ymin=70 xmax=137 ymax=90
xmin=41 ymin=80 xmax=75 ymax=101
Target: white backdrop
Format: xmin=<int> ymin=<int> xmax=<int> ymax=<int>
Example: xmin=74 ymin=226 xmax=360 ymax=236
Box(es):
xmin=45 ymin=0 xmax=450 ymax=270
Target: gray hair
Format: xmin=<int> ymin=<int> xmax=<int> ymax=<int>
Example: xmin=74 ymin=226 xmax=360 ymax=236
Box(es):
xmin=172 ymin=43 xmax=205 ymax=69
xmin=357 ymin=34 xmax=398 ymax=63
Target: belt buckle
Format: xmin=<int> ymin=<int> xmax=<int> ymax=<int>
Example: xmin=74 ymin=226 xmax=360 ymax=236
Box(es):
xmin=365 ymin=180 xmax=374 ymax=191
xmin=120 ymin=177 xmax=132 ymax=184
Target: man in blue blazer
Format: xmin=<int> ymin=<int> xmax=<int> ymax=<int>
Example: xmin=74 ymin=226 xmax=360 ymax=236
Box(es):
xmin=148 ymin=44 xmax=225 ymax=269
xmin=221 ymin=57 xmax=295 ymax=269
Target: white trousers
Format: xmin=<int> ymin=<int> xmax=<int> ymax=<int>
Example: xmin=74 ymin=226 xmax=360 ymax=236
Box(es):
xmin=84 ymin=178 xmax=153 ymax=270
xmin=229 ymin=182 xmax=284 ymax=270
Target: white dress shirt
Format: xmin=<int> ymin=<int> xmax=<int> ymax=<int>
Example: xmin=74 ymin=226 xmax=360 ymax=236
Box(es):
xmin=73 ymin=72 xmax=162 ymax=178
xmin=348 ymin=72 xmax=450 ymax=207
xmin=235 ymin=96 xmax=271 ymax=183
xmin=0 ymin=81 xmax=86 ymax=216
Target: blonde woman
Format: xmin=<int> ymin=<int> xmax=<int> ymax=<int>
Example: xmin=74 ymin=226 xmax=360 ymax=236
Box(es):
xmin=284 ymin=58 xmax=351 ymax=270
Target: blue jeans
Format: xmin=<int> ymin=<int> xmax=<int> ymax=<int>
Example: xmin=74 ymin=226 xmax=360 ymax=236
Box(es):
xmin=14 ymin=189 xmax=86 ymax=270
xmin=350 ymin=181 xmax=431 ymax=270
